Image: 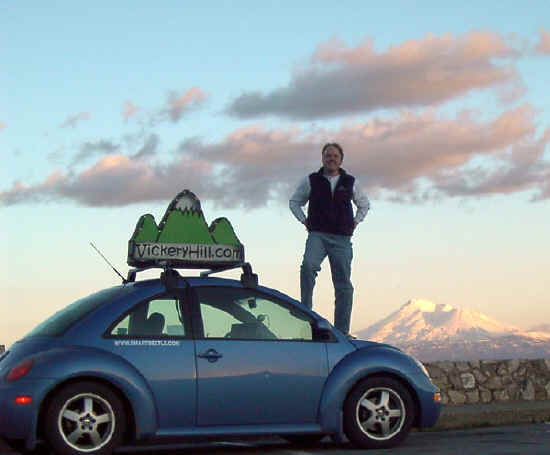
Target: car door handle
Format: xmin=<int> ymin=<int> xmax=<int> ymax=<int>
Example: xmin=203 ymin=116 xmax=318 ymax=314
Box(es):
xmin=197 ymin=349 xmax=223 ymax=362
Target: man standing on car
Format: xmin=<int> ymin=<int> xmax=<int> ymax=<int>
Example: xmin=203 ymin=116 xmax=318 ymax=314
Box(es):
xmin=289 ymin=143 xmax=370 ymax=335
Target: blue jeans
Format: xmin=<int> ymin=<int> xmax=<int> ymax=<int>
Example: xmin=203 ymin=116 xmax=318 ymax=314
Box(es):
xmin=300 ymin=231 xmax=354 ymax=334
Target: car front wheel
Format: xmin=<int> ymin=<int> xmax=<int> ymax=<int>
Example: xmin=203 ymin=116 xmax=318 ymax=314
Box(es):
xmin=343 ymin=376 xmax=415 ymax=449
xmin=44 ymin=381 xmax=126 ymax=455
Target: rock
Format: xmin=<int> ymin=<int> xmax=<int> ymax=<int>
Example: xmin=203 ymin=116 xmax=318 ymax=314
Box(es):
xmin=472 ymin=369 xmax=487 ymax=383
xmin=479 ymin=388 xmax=492 ymax=403
xmin=544 ymin=359 xmax=550 ymax=371
xmin=448 ymin=390 xmax=467 ymax=405
xmin=498 ymin=363 xmax=512 ymax=376
xmin=521 ymin=380 xmax=535 ymax=400
xmin=501 ymin=375 xmax=513 ymax=385
xmin=460 ymin=373 xmax=476 ymax=389
xmin=449 ymin=374 xmax=463 ymax=389
xmin=432 ymin=377 xmax=449 ymax=389
xmin=545 ymin=381 xmax=550 ymax=399
xmin=506 ymin=359 xmax=520 ymax=373
xmin=456 ymin=361 xmax=470 ymax=372
xmin=505 ymin=384 xmax=520 ymax=401
xmin=469 ymin=360 xmax=480 ymax=369
xmin=466 ymin=390 xmax=479 ymax=404
xmin=493 ymin=389 xmax=510 ymax=402
xmin=437 ymin=361 xmax=456 ymax=373
xmin=426 ymin=365 xmax=445 ymax=379
xmin=485 ymin=376 xmax=503 ymax=390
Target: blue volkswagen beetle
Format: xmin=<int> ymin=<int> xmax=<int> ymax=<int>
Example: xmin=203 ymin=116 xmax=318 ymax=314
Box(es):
xmin=0 ymin=264 xmax=440 ymax=454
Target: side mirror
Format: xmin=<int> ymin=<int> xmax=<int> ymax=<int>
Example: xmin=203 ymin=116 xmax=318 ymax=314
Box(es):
xmin=314 ymin=319 xmax=335 ymax=342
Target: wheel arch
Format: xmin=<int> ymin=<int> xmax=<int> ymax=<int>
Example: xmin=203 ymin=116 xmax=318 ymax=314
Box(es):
xmin=343 ymin=372 xmax=421 ymax=428
xmin=319 ymin=347 xmax=424 ymax=434
xmin=36 ymin=375 xmax=137 ymax=444
xmin=27 ymin=346 xmax=158 ymax=447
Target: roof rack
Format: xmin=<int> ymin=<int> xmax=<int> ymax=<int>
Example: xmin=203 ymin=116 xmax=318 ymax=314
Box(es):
xmin=126 ymin=261 xmax=258 ymax=288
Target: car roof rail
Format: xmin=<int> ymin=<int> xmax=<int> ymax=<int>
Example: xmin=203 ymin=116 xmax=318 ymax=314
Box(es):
xmin=126 ymin=261 xmax=258 ymax=289
xmin=201 ymin=262 xmax=258 ymax=289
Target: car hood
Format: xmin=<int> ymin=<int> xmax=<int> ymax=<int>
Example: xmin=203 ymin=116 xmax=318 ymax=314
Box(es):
xmin=349 ymin=339 xmax=403 ymax=352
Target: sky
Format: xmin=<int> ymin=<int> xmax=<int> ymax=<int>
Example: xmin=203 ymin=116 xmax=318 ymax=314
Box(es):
xmin=2 ymin=1 xmax=550 ymax=348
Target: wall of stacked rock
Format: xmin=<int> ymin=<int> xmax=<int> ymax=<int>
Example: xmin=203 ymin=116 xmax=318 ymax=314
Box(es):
xmin=425 ymin=359 xmax=550 ymax=405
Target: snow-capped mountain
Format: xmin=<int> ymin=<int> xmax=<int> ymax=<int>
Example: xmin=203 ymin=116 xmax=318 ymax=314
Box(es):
xmin=356 ymin=299 xmax=550 ymax=362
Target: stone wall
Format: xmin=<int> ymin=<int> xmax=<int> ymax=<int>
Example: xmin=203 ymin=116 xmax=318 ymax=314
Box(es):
xmin=0 ymin=345 xmax=4 ymax=354
xmin=425 ymin=359 xmax=550 ymax=405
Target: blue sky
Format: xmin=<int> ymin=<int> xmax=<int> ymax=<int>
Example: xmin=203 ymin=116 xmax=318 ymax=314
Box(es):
xmin=2 ymin=1 xmax=550 ymax=347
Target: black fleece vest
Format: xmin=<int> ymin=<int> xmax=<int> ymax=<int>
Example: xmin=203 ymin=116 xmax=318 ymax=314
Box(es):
xmin=306 ymin=168 xmax=355 ymax=236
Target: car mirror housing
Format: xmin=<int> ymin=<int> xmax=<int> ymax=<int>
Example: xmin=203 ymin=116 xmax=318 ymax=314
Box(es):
xmin=314 ymin=319 xmax=336 ymax=342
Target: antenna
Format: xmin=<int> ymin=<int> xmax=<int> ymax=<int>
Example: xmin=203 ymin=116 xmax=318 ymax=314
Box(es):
xmin=90 ymin=242 xmax=127 ymax=284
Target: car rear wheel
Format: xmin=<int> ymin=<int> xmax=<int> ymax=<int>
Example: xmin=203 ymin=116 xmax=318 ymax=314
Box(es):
xmin=44 ymin=381 xmax=126 ymax=455
xmin=343 ymin=376 xmax=414 ymax=449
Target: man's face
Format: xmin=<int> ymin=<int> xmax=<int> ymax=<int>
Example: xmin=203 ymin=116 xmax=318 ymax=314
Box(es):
xmin=322 ymin=145 xmax=343 ymax=173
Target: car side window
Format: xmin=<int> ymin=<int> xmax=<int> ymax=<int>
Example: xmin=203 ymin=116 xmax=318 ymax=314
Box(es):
xmin=110 ymin=297 xmax=186 ymax=337
xmin=196 ymin=287 xmax=314 ymax=341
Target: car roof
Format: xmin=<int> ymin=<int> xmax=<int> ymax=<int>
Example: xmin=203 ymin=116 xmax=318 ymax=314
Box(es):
xmin=129 ymin=275 xmax=301 ymax=307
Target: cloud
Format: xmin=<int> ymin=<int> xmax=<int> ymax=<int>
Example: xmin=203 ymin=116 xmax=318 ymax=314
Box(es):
xmin=227 ymin=31 xmax=523 ymax=120
xmin=2 ymin=106 xmax=549 ymax=207
xmin=59 ymin=112 xmax=91 ymax=128
xmin=132 ymin=134 xmax=159 ymax=159
xmin=72 ymin=140 xmax=120 ymax=165
xmin=0 ymin=154 xmax=213 ymax=207
xmin=123 ymin=101 xmax=141 ymax=122
xmin=158 ymin=87 xmax=208 ymax=123
xmin=535 ymin=29 xmax=550 ymax=54
xmin=0 ymin=121 xmax=7 ymax=131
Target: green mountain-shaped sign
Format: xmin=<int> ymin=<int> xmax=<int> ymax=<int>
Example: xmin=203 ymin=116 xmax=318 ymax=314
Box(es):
xmin=128 ymin=190 xmax=244 ymax=268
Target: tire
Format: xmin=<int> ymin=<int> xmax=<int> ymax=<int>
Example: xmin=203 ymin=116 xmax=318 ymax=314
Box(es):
xmin=343 ymin=376 xmax=415 ymax=449
xmin=282 ymin=434 xmax=324 ymax=446
xmin=44 ymin=382 xmax=126 ymax=455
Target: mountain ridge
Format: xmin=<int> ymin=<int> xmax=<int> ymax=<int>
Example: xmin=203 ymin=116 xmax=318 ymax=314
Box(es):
xmin=355 ymin=298 xmax=550 ymax=362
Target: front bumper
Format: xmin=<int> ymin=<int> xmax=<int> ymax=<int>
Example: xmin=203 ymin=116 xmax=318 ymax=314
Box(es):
xmin=412 ymin=374 xmax=442 ymax=427
xmin=0 ymin=378 xmax=56 ymax=448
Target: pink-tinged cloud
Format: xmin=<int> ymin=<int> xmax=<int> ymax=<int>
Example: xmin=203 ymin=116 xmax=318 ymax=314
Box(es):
xmin=227 ymin=31 xmax=523 ymax=120
xmin=72 ymin=140 xmax=120 ymax=165
xmin=0 ymin=121 xmax=7 ymax=131
xmin=59 ymin=112 xmax=91 ymax=128
xmin=2 ymin=105 xmax=549 ymax=207
xmin=160 ymin=87 xmax=208 ymax=122
xmin=123 ymin=101 xmax=141 ymax=122
xmin=0 ymin=154 xmax=213 ymax=207
xmin=536 ymin=29 xmax=550 ymax=54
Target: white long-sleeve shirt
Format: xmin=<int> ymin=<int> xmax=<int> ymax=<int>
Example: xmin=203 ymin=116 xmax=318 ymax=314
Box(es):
xmin=289 ymin=173 xmax=370 ymax=224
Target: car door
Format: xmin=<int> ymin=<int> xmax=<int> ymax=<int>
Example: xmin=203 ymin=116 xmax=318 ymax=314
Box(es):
xmin=105 ymin=290 xmax=196 ymax=429
xmin=192 ymin=285 xmax=329 ymax=426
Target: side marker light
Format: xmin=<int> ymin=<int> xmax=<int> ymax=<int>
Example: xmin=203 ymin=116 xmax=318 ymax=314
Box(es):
xmin=15 ymin=396 xmax=33 ymax=405
xmin=434 ymin=392 xmax=441 ymax=402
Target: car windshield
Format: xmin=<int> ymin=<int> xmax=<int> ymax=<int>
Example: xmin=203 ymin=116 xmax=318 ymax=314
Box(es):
xmin=26 ymin=286 xmax=128 ymax=338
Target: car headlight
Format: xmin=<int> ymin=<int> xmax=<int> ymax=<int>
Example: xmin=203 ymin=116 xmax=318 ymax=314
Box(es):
xmin=410 ymin=355 xmax=430 ymax=378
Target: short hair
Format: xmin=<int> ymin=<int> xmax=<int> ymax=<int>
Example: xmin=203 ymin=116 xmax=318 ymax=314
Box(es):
xmin=322 ymin=142 xmax=343 ymax=160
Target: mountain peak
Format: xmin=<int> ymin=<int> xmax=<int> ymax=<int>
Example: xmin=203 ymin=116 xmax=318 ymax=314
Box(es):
xmin=357 ymin=298 xmax=522 ymax=345
xmin=355 ymin=299 xmax=550 ymax=362
xmin=402 ymin=299 xmax=455 ymax=313
xmin=403 ymin=299 xmax=436 ymax=312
